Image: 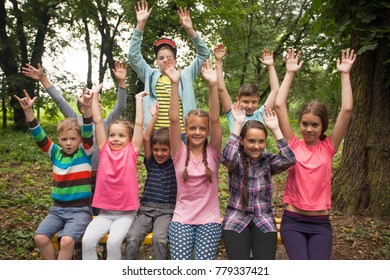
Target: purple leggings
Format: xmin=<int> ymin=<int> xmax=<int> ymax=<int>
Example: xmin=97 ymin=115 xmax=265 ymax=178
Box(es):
xmin=280 ymin=210 xmax=332 ymax=260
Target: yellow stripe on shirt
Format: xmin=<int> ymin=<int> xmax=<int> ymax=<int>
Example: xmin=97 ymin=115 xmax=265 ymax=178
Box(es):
xmin=155 ymin=75 xmax=185 ymax=133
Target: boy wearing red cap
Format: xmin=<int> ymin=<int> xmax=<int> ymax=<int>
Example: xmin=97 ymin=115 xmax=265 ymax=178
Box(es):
xmin=128 ymin=1 xmax=210 ymax=135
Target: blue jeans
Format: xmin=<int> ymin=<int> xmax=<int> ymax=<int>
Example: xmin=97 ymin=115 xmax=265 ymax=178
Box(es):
xmin=35 ymin=206 xmax=92 ymax=242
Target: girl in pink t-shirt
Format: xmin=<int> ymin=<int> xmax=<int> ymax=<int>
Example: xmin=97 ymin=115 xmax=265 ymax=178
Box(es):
xmin=165 ymin=58 xmax=222 ymax=260
xmin=82 ymin=84 xmax=146 ymax=260
xmin=275 ymin=48 xmax=356 ymax=259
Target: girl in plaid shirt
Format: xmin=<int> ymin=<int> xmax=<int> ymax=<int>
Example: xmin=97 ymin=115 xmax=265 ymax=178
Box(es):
xmin=221 ymin=104 xmax=296 ymax=260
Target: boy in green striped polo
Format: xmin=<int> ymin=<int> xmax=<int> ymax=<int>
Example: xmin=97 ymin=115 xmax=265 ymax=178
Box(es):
xmin=14 ymin=88 xmax=94 ymax=260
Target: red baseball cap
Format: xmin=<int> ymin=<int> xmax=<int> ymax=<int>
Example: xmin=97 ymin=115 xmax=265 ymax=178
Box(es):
xmin=154 ymin=38 xmax=177 ymax=58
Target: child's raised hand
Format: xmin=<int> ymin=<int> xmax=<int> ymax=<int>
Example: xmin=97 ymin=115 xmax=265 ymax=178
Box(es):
xmin=135 ymin=90 xmax=149 ymax=101
xmin=163 ymin=57 xmax=181 ymax=83
xmin=78 ymin=88 xmax=94 ymax=108
xmin=13 ymin=90 xmax=38 ymax=111
xmin=112 ymin=61 xmax=127 ymax=81
xmin=213 ymin=43 xmax=227 ymax=62
xmin=284 ymin=48 xmax=304 ymax=73
xmin=149 ymin=102 xmax=159 ymax=119
xmin=91 ymin=83 xmax=103 ymax=95
xmin=261 ymin=108 xmax=279 ymax=131
xmin=231 ymin=102 xmax=246 ymax=126
xmin=201 ymin=60 xmax=217 ymax=84
xmin=22 ymin=63 xmax=44 ymax=81
xmin=135 ymin=0 xmax=152 ymax=23
xmin=177 ymin=7 xmax=193 ymax=30
xmin=259 ymin=48 xmax=274 ymax=66
xmin=337 ymin=48 xmax=356 ymax=74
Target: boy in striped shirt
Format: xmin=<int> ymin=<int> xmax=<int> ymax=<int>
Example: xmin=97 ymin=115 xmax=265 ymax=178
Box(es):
xmin=14 ymin=88 xmax=94 ymax=260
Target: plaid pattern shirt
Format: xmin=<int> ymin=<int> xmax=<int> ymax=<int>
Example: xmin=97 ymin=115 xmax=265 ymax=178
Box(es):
xmin=221 ymin=133 xmax=296 ymax=234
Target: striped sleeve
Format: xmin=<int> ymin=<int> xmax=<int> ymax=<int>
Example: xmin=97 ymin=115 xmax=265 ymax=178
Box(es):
xmin=28 ymin=118 xmax=54 ymax=156
xmin=81 ymin=116 xmax=93 ymax=155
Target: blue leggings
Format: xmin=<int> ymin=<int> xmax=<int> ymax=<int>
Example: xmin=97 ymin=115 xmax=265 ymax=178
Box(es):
xmin=168 ymin=222 xmax=222 ymax=260
xmin=280 ymin=209 xmax=332 ymax=260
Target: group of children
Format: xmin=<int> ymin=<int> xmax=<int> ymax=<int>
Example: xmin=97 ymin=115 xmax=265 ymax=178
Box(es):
xmin=16 ymin=1 xmax=356 ymax=260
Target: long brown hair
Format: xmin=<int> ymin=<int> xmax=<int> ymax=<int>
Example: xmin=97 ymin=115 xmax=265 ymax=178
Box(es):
xmin=299 ymin=100 xmax=329 ymax=140
xmin=238 ymin=120 xmax=268 ymax=212
xmin=182 ymin=109 xmax=212 ymax=183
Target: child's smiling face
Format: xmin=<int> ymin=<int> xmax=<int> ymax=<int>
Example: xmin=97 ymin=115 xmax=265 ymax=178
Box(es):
xmin=108 ymin=123 xmax=131 ymax=151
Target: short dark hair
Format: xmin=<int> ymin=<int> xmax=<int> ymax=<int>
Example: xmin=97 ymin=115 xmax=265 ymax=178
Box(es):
xmin=238 ymin=83 xmax=260 ymax=99
xmin=151 ymin=127 xmax=170 ymax=147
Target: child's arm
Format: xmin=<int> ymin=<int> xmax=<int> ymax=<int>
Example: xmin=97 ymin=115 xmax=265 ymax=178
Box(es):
xmin=78 ymin=89 xmax=94 ymax=154
xmin=221 ymin=102 xmax=245 ymax=171
xmin=134 ymin=0 xmax=152 ymax=32
xmin=128 ymin=1 xmax=153 ymax=81
xmin=22 ymin=63 xmax=52 ymax=89
xmin=260 ymin=49 xmax=279 ymax=110
xmin=104 ymin=61 xmax=127 ymax=124
xmin=143 ymin=103 xmax=159 ymax=159
xmin=22 ymin=63 xmax=78 ymax=119
xmin=78 ymin=89 xmax=93 ymax=119
xmin=275 ymin=48 xmax=304 ymax=143
xmin=177 ymin=7 xmax=196 ymax=39
xmin=13 ymin=90 xmax=38 ymax=122
xmin=261 ymin=108 xmax=284 ymax=141
xmin=201 ymin=60 xmax=222 ymax=156
xmin=230 ymin=102 xmax=246 ymax=136
xmin=329 ymin=48 xmax=356 ymax=149
xmin=91 ymin=84 xmax=106 ymax=151
xmin=177 ymin=7 xmax=210 ymax=81
xmin=165 ymin=58 xmax=183 ymax=157
xmin=262 ymin=108 xmax=296 ymax=174
xmin=14 ymin=90 xmax=54 ymax=157
xmin=133 ymin=91 xmax=147 ymax=154
xmin=213 ymin=43 xmax=232 ymax=114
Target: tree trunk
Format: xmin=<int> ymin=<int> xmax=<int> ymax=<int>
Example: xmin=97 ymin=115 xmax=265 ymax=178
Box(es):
xmin=332 ymin=41 xmax=390 ymax=216
xmin=123 ymin=69 xmax=142 ymax=123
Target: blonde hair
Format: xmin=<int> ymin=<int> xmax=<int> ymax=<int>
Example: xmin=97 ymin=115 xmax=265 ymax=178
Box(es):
xmin=183 ymin=110 xmax=212 ymax=183
xmin=57 ymin=118 xmax=81 ymax=136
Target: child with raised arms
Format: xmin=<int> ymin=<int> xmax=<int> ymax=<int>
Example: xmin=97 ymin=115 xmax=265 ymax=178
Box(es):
xmin=275 ymin=48 xmax=356 ymax=260
xmin=125 ymin=103 xmax=177 ymax=260
xmin=82 ymin=89 xmax=146 ymax=260
xmin=165 ymin=58 xmax=222 ymax=260
xmin=14 ymin=88 xmax=94 ymax=260
xmin=221 ymin=104 xmax=296 ymax=260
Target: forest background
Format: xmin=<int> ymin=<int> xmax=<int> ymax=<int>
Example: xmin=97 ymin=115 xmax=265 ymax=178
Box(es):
xmin=0 ymin=0 xmax=389 ymax=259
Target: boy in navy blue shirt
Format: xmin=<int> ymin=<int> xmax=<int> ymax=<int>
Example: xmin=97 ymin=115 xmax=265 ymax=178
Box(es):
xmin=125 ymin=103 xmax=177 ymax=260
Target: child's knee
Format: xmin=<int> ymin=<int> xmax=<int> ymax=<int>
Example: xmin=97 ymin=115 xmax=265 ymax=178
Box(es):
xmin=59 ymin=236 xmax=75 ymax=249
xmin=152 ymin=233 xmax=168 ymax=245
xmin=34 ymin=234 xmax=50 ymax=246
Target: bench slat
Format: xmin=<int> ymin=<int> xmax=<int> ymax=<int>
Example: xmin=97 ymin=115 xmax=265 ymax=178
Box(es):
xmin=51 ymin=217 xmax=283 ymax=250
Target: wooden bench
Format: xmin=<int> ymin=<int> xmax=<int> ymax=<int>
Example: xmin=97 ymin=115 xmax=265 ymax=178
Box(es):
xmin=51 ymin=217 xmax=283 ymax=252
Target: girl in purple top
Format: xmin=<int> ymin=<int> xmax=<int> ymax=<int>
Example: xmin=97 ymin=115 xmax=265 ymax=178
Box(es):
xmin=275 ymin=48 xmax=356 ymax=259
xmin=222 ymin=104 xmax=296 ymax=260
xmin=165 ymin=58 xmax=223 ymax=260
